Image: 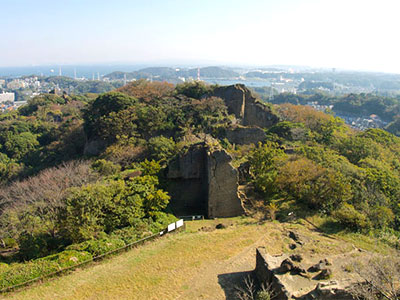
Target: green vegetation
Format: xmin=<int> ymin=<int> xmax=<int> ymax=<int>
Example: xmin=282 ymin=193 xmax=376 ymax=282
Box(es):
xmin=269 ymin=92 xmax=400 ymax=124
xmin=1 ymin=80 xmax=400 ymax=293
xmin=248 ymin=104 xmax=400 ymax=239
xmin=1 ymin=218 xmax=395 ymax=300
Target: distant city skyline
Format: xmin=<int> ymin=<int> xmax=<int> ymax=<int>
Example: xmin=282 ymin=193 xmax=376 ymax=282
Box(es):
xmin=2 ymin=0 xmax=400 ymax=74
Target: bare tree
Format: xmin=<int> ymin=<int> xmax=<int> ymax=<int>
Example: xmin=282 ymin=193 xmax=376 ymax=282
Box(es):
xmin=0 ymin=160 xmax=99 ymax=239
xmin=350 ymin=255 xmax=400 ymax=300
xmin=235 ymin=275 xmax=276 ymax=300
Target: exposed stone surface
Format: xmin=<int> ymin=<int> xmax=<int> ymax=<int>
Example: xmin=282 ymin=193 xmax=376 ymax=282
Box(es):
xmin=255 ymin=248 xmax=292 ymax=300
xmin=308 ymin=259 xmax=331 ymax=273
xmin=290 ymin=254 xmax=303 ymax=262
xmin=254 ymin=248 xmax=357 ymax=300
xmin=207 ymin=148 xmax=244 ymax=217
xmin=289 ymin=231 xmax=305 ymax=246
xmin=289 ymin=231 xmax=301 ymax=242
xmin=212 ymin=84 xmax=279 ymax=128
xmin=279 ymin=258 xmax=295 ymax=274
xmin=299 ymin=281 xmax=355 ymax=300
xmin=314 ymin=268 xmax=332 ymax=280
xmin=166 ymin=143 xmax=208 ymax=216
xmin=225 ymin=126 xmax=266 ymax=145
xmin=166 ymin=141 xmax=244 ymax=218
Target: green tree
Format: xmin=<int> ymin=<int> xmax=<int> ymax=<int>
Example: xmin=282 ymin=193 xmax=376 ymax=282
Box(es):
xmin=248 ymin=142 xmax=286 ymax=195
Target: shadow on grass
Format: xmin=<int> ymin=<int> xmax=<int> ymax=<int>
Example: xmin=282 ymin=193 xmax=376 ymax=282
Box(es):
xmin=218 ymin=270 xmax=254 ymax=300
xmin=317 ymin=219 xmax=345 ymax=235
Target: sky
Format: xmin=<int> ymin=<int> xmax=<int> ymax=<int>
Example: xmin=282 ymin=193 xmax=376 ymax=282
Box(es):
xmin=2 ymin=0 xmax=400 ymax=73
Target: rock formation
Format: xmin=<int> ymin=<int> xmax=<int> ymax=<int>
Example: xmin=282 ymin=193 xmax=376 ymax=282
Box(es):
xmin=212 ymin=84 xmax=279 ymax=128
xmin=254 ymin=248 xmax=357 ymax=300
xmin=166 ymin=140 xmax=244 ymax=218
xmin=224 ymin=125 xmax=266 ymax=145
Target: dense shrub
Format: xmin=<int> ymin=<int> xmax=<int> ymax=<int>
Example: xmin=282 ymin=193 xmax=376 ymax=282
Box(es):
xmin=17 ymin=233 xmax=66 ymax=261
xmin=147 ymin=136 xmax=178 ymax=162
xmin=276 ymin=157 xmax=351 ymax=211
xmin=256 ymin=290 xmax=272 ymax=300
xmin=61 ymin=174 xmax=170 ymax=242
xmin=66 ymin=238 xmax=126 ymax=256
xmin=0 ymin=260 xmax=59 ymax=290
xmin=175 ymin=81 xmax=211 ymax=99
xmin=110 ymin=213 xmax=177 ymax=243
xmin=39 ymin=250 xmax=92 ymax=268
xmin=91 ymin=159 xmax=121 ymax=176
xmin=332 ymin=203 xmax=370 ymax=232
xmin=248 ymin=142 xmax=287 ymax=195
xmin=0 ymin=263 xmax=9 ymax=274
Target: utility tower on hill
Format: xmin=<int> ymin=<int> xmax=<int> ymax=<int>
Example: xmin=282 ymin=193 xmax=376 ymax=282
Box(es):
xmin=197 ymin=68 xmax=200 ymax=81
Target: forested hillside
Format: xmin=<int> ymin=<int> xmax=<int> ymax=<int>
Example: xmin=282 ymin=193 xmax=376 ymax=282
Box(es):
xmin=0 ymin=80 xmax=399 ymax=291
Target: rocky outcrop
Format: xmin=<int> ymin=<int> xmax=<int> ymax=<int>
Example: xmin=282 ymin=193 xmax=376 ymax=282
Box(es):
xmin=212 ymin=84 xmax=279 ymax=128
xmin=299 ymin=282 xmax=355 ymax=300
xmin=166 ymin=143 xmax=208 ymax=216
xmin=254 ymin=248 xmax=356 ymax=300
xmin=207 ymin=149 xmax=244 ymax=217
xmin=224 ymin=126 xmax=266 ymax=145
xmin=166 ymin=141 xmax=244 ymax=218
xmin=255 ymin=248 xmax=292 ymax=300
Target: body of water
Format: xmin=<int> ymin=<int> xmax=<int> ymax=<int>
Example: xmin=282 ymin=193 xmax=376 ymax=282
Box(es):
xmin=0 ymin=65 xmax=146 ymax=79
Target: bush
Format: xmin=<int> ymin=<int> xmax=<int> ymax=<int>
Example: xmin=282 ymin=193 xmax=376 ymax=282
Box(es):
xmin=18 ymin=233 xmax=66 ymax=261
xmin=66 ymin=238 xmax=126 ymax=256
xmin=1 ymin=237 xmax=17 ymax=249
xmin=175 ymin=81 xmax=210 ymax=99
xmin=111 ymin=226 xmax=144 ymax=244
xmin=91 ymin=159 xmax=121 ymax=176
xmin=256 ymin=290 xmax=271 ymax=300
xmin=147 ymin=136 xmax=177 ymax=163
xmin=0 ymin=260 xmax=59 ymax=290
xmin=0 ymin=263 xmax=9 ymax=274
xmin=39 ymin=250 xmax=92 ymax=268
xmin=150 ymin=212 xmax=178 ymax=232
xmin=332 ymin=203 xmax=371 ymax=232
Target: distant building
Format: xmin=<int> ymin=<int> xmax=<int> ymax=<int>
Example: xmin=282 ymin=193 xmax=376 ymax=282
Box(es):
xmin=0 ymin=79 xmax=5 ymax=87
xmin=0 ymin=92 xmax=15 ymax=103
xmin=7 ymin=79 xmax=26 ymax=89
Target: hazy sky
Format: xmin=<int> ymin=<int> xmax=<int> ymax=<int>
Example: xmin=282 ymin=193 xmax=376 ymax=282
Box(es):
xmin=2 ymin=0 xmax=400 ymax=73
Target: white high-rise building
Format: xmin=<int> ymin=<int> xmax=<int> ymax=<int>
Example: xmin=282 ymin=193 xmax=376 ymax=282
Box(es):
xmin=0 ymin=92 xmax=15 ymax=103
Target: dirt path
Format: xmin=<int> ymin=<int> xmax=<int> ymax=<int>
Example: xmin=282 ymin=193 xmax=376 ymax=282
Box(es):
xmin=176 ymin=226 xmax=277 ymax=300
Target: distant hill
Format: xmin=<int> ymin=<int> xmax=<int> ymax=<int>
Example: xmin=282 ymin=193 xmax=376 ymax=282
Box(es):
xmin=104 ymin=66 xmax=239 ymax=81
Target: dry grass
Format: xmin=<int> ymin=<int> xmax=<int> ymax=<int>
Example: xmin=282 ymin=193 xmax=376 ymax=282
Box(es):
xmin=1 ymin=216 xmax=396 ymax=300
xmin=1 ymin=217 xmax=266 ymax=300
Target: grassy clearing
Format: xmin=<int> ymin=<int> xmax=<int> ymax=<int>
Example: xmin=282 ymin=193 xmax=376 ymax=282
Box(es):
xmin=1 ymin=217 xmax=266 ymax=300
xmin=1 ymin=216 xmax=397 ymax=300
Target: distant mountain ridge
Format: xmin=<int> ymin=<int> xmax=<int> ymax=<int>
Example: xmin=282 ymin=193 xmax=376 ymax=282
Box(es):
xmin=104 ymin=66 xmax=239 ymax=81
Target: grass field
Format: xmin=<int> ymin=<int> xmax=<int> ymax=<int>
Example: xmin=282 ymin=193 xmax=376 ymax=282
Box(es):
xmin=1 ymin=217 xmax=395 ymax=300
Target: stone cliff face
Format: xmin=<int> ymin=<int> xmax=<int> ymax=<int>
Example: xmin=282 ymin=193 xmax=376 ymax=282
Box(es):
xmin=212 ymin=84 xmax=279 ymax=128
xmin=166 ymin=142 xmax=244 ymax=218
xmin=165 ymin=85 xmax=280 ymax=217
xmin=225 ymin=126 xmax=266 ymax=145
xmin=166 ymin=144 xmax=208 ymax=216
xmin=207 ymin=149 xmax=244 ymax=217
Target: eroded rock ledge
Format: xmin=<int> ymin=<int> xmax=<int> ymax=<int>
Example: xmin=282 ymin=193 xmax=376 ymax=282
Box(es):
xmin=212 ymin=84 xmax=279 ymax=128
xmin=166 ymin=141 xmax=244 ymax=218
xmin=255 ymin=247 xmax=356 ymax=300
